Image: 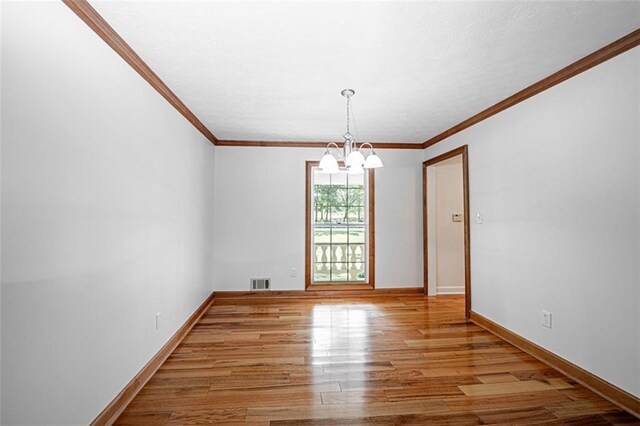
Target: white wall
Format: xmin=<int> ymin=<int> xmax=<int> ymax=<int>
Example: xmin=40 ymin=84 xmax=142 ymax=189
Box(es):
xmin=424 ymin=47 xmax=639 ymax=396
xmin=213 ymin=148 xmax=423 ymax=290
xmin=0 ymin=2 xmax=3 ymax=420
xmin=434 ymin=157 xmax=465 ymax=294
xmin=1 ymin=3 xmax=215 ymax=425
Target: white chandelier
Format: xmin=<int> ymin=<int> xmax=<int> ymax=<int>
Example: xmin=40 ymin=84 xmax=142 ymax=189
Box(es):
xmin=319 ymin=89 xmax=383 ymax=175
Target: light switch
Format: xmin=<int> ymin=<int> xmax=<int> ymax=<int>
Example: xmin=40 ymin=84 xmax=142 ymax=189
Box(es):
xmin=542 ymin=311 xmax=552 ymax=328
xmin=476 ymin=212 xmax=483 ymax=224
xmin=452 ymin=213 xmax=463 ymax=222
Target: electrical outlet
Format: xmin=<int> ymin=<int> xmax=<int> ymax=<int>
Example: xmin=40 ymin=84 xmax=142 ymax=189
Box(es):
xmin=542 ymin=311 xmax=552 ymax=328
xmin=291 ymin=268 xmax=297 ymax=278
xmin=155 ymin=312 xmax=162 ymax=330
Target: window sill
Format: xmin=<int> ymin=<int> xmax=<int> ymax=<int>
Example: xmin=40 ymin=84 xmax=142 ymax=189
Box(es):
xmin=306 ymin=283 xmax=374 ymax=291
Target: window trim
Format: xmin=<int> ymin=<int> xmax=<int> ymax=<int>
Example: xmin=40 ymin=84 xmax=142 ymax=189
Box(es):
xmin=305 ymin=160 xmax=375 ymax=290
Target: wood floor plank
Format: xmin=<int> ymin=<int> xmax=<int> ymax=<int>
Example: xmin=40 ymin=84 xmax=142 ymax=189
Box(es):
xmin=444 ymin=389 xmax=574 ymax=411
xmin=245 ymin=400 xmax=450 ymax=422
xmin=114 ymin=295 xmax=638 ymax=425
xmin=459 ymin=379 xmax=558 ymax=396
xmin=167 ymin=407 xmax=246 ymax=424
xmin=320 ymin=390 xmax=388 ymax=405
xmin=115 ymin=411 xmax=172 ymax=426
xmin=477 ymin=373 xmax=520 ymax=384
xmin=269 ymin=412 xmax=481 ymax=425
xmin=476 ymin=406 xmax=557 ymax=424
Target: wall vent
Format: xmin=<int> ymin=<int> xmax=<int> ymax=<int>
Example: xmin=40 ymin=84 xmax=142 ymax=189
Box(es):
xmin=250 ymin=278 xmax=271 ymax=291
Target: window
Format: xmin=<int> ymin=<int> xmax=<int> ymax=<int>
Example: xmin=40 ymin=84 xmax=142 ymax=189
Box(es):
xmin=305 ymin=161 xmax=375 ymax=287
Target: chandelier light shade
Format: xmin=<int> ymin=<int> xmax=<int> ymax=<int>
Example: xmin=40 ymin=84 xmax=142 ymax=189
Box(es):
xmin=363 ymin=152 xmax=383 ymax=169
xmin=318 ymin=89 xmax=383 ymax=174
xmin=345 ymin=150 xmax=365 ymax=167
xmin=319 ymin=149 xmax=339 ymax=170
xmin=347 ymin=163 xmax=365 ymax=175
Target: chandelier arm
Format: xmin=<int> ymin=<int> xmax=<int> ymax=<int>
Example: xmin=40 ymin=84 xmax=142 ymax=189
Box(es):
xmin=358 ymin=142 xmax=374 ymax=155
xmin=326 ymin=142 xmax=345 ymax=161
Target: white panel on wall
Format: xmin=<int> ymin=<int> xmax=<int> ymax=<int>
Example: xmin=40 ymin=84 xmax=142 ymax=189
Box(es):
xmin=1 ymin=2 xmax=215 ymax=424
xmin=375 ymin=150 xmax=425 ymax=288
xmin=426 ymin=166 xmax=437 ymax=296
xmin=423 ymin=47 xmax=640 ymax=396
xmin=434 ymin=157 xmax=465 ymax=294
xmin=213 ymin=148 xmax=423 ymax=290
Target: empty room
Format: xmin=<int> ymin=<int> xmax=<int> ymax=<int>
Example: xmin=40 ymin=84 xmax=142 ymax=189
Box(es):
xmin=1 ymin=1 xmax=639 ymax=425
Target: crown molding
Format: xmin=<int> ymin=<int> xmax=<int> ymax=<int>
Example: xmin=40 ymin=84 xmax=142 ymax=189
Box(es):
xmin=63 ymin=0 xmax=218 ymax=145
xmin=423 ymin=28 xmax=640 ymax=149
xmin=216 ymin=140 xmax=424 ymax=149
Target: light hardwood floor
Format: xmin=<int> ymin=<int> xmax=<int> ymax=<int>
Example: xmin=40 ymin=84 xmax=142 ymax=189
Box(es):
xmin=116 ymin=295 xmax=639 ymax=425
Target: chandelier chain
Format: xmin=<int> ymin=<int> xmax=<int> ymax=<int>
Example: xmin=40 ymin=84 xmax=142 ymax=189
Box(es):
xmin=346 ymin=96 xmax=350 ymax=135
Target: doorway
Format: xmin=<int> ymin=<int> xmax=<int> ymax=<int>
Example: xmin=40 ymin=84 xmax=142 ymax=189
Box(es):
xmin=423 ymin=145 xmax=470 ymax=318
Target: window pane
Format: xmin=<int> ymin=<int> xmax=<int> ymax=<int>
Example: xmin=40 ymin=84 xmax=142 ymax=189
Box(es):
xmin=313 ymin=183 xmax=332 ymax=224
xmin=343 ymin=244 xmax=360 ymax=262
xmin=330 ymin=207 xmax=347 ymax=224
xmin=333 ymin=187 xmax=348 ymax=207
xmin=331 ymin=263 xmax=348 ymax=281
xmin=347 ymin=207 xmax=364 ymax=224
xmin=312 ymin=243 xmax=321 ymax=263
xmin=349 ymin=228 xmax=365 ymax=244
xmin=347 ymin=187 xmax=364 ymax=207
xmin=349 ymin=262 xmax=366 ymax=281
xmin=314 ymin=263 xmax=331 ymax=282
xmin=313 ymin=204 xmax=331 ymax=224
xmin=347 ymin=172 xmax=364 ymax=186
xmin=313 ymin=245 xmax=330 ymax=268
xmin=348 ymin=243 xmax=365 ymax=262
xmin=332 ymin=172 xmax=347 ymax=186
xmin=330 ymin=244 xmax=349 ymax=262
xmin=313 ymin=228 xmax=331 ymax=244
xmin=331 ymin=227 xmax=348 ymax=244
xmin=313 ymin=169 xmax=332 ymax=185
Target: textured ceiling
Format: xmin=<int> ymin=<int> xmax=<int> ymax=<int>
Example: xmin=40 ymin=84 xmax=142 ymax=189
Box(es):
xmin=91 ymin=1 xmax=639 ymax=144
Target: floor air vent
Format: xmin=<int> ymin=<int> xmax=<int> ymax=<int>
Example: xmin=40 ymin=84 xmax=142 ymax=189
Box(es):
xmin=250 ymin=278 xmax=271 ymax=291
